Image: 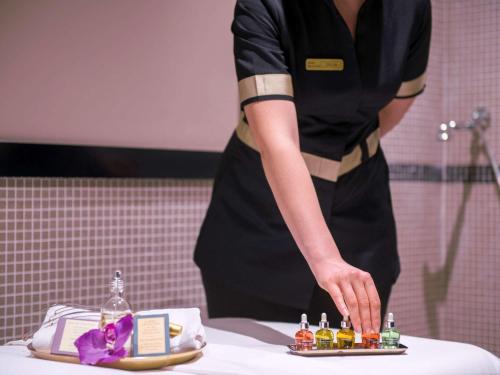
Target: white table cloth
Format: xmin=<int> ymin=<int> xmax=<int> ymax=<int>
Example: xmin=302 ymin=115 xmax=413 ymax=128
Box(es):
xmin=2 ymin=318 xmax=499 ymax=375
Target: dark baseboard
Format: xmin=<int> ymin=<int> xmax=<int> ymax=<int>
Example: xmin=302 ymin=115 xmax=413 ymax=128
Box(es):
xmin=0 ymin=142 xmax=495 ymax=183
xmin=0 ymin=142 xmax=221 ymax=178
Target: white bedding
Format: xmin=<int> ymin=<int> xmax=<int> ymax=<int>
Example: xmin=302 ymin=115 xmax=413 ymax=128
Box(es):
xmin=2 ymin=319 xmax=499 ymax=375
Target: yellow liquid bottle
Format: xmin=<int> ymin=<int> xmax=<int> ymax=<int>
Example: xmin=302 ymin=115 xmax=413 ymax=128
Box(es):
xmin=315 ymin=313 xmax=334 ymax=349
xmin=337 ymin=316 xmax=355 ymax=349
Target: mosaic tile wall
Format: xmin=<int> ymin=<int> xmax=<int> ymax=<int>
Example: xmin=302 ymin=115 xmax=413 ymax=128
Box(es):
xmin=383 ymin=0 xmax=500 ymax=356
xmin=1 ymin=0 xmax=499 ymax=357
xmin=0 ymin=178 xmax=212 ymax=343
xmin=381 ymin=0 xmax=445 ymax=339
xmin=439 ymin=0 xmax=500 ymax=355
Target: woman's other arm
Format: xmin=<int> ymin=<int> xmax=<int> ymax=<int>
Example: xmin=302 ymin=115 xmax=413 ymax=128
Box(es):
xmin=378 ymin=97 xmax=415 ymax=137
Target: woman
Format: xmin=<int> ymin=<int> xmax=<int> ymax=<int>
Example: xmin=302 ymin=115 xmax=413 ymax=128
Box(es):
xmin=194 ymin=0 xmax=431 ymax=334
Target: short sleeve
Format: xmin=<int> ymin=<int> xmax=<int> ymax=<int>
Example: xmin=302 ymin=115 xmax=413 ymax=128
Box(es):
xmin=395 ymin=0 xmax=432 ymax=99
xmin=231 ymin=0 xmax=293 ymax=108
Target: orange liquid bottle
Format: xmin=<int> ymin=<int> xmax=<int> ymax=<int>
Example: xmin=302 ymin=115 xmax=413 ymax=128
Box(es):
xmin=294 ymin=313 xmax=314 ymax=350
xmin=362 ymin=331 xmax=380 ymax=349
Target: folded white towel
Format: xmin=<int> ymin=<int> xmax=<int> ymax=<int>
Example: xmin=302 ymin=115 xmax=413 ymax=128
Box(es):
xmin=31 ymin=305 xmax=205 ymax=354
xmin=136 ymin=308 xmax=205 ymax=353
xmin=32 ymin=305 xmax=99 ymax=353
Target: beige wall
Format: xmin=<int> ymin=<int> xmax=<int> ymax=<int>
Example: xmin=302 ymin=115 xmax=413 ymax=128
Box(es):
xmin=0 ymin=0 xmax=238 ymax=151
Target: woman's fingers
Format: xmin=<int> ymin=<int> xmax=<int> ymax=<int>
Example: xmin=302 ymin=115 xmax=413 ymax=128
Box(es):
xmin=340 ymin=282 xmax=361 ymax=332
xmin=352 ymin=277 xmax=373 ymax=333
xmin=363 ymin=276 xmax=381 ymax=331
xmin=312 ymin=259 xmax=381 ymax=333
xmin=326 ymin=284 xmax=349 ymax=317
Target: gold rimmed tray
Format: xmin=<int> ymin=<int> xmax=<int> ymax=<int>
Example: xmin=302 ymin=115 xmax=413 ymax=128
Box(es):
xmin=28 ymin=343 xmax=204 ymax=371
xmin=288 ymin=343 xmax=407 ymax=356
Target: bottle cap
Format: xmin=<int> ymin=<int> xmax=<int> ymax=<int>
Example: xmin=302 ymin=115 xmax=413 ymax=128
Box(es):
xmin=110 ymin=270 xmax=124 ymax=293
xmin=319 ymin=312 xmax=329 ymax=329
xmin=340 ymin=315 xmax=351 ymax=329
xmin=169 ymin=322 xmax=183 ymax=337
xmin=386 ymin=312 xmax=395 ymax=328
xmin=300 ymin=313 xmax=309 ymax=330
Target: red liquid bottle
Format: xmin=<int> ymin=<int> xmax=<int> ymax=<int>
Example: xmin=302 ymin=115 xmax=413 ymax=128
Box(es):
xmin=294 ymin=313 xmax=314 ymax=350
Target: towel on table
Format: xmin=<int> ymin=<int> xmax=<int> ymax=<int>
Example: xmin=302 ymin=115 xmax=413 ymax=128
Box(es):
xmin=31 ymin=305 xmax=205 ymax=354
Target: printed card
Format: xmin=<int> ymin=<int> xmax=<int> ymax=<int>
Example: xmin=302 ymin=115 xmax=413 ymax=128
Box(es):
xmin=133 ymin=314 xmax=170 ymax=357
xmin=51 ymin=318 xmax=99 ymax=356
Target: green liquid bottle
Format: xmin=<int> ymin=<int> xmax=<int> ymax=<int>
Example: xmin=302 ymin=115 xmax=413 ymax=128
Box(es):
xmin=315 ymin=313 xmax=334 ymax=349
xmin=336 ymin=316 xmax=355 ymax=349
xmin=381 ymin=312 xmax=400 ymax=349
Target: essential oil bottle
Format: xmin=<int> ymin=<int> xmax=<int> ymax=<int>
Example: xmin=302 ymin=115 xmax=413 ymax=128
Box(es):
xmin=100 ymin=270 xmax=132 ymax=328
xmin=336 ymin=316 xmax=355 ymax=349
xmin=381 ymin=312 xmax=400 ymax=349
xmin=315 ymin=313 xmax=335 ymax=349
xmin=362 ymin=331 xmax=380 ymax=349
xmin=294 ymin=313 xmax=314 ymax=350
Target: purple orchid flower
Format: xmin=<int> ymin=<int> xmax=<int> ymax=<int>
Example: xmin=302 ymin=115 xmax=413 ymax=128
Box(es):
xmin=74 ymin=314 xmax=133 ymax=365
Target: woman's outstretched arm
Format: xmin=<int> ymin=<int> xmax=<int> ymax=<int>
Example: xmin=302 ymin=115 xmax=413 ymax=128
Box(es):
xmin=245 ymin=99 xmax=381 ymax=333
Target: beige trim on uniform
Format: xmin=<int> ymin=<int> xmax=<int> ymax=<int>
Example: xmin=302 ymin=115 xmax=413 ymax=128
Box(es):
xmin=302 ymin=152 xmax=341 ymax=182
xmin=337 ymin=145 xmax=363 ymax=177
xmin=395 ymin=72 xmax=427 ymax=98
xmin=238 ymin=74 xmax=294 ymax=103
xmin=235 ymin=114 xmax=380 ymax=182
xmin=366 ymin=128 xmax=380 ymax=156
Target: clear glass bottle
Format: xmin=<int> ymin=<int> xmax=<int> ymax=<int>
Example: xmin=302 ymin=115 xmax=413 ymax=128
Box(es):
xmin=381 ymin=312 xmax=400 ymax=349
xmin=294 ymin=313 xmax=314 ymax=350
xmin=315 ymin=312 xmax=335 ymax=349
xmin=336 ymin=316 xmax=355 ymax=349
xmin=99 ymin=270 xmax=132 ymax=328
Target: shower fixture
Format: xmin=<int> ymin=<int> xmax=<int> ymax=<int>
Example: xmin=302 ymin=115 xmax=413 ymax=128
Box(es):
xmin=438 ymin=107 xmax=500 ymax=188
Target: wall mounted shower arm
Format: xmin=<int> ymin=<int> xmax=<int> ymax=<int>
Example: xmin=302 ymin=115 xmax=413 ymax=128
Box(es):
xmin=438 ymin=108 xmax=500 ymax=188
xmin=476 ymin=125 xmax=500 ymax=187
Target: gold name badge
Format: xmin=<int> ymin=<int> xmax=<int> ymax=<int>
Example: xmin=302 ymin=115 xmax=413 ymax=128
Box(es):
xmin=305 ymin=58 xmax=344 ymax=71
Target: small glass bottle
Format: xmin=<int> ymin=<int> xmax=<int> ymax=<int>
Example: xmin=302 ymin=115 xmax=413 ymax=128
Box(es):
xmin=315 ymin=312 xmax=335 ymax=349
xmin=362 ymin=331 xmax=380 ymax=349
xmin=336 ymin=316 xmax=355 ymax=349
xmin=381 ymin=312 xmax=400 ymax=349
xmin=100 ymin=270 xmax=132 ymax=328
xmin=294 ymin=313 xmax=314 ymax=350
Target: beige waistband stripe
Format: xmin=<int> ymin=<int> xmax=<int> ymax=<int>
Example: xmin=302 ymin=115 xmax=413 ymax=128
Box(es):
xmin=302 ymin=153 xmax=341 ymax=182
xmin=395 ymin=72 xmax=427 ymax=98
xmin=238 ymin=74 xmax=294 ymax=104
xmin=366 ymin=128 xmax=380 ymax=156
xmin=337 ymin=145 xmax=362 ymax=177
xmin=235 ymin=116 xmax=380 ymax=182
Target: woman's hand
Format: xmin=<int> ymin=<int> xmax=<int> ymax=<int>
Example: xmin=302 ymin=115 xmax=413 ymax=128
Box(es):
xmin=309 ymin=256 xmax=381 ymax=333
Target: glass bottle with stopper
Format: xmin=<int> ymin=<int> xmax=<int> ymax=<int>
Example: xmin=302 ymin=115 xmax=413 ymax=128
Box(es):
xmin=362 ymin=330 xmax=380 ymax=349
xmin=294 ymin=313 xmax=314 ymax=350
xmin=100 ymin=270 xmax=132 ymax=328
xmin=336 ymin=315 xmax=355 ymax=349
xmin=381 ymin=312 xmax=400 ymax=349
xmin=315 ymin=312 xmax=335 ymax=349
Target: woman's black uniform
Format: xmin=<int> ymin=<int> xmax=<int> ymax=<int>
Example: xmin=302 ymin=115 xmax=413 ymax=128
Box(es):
xmin=194 ymin=0 xmax=431 ymax=323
